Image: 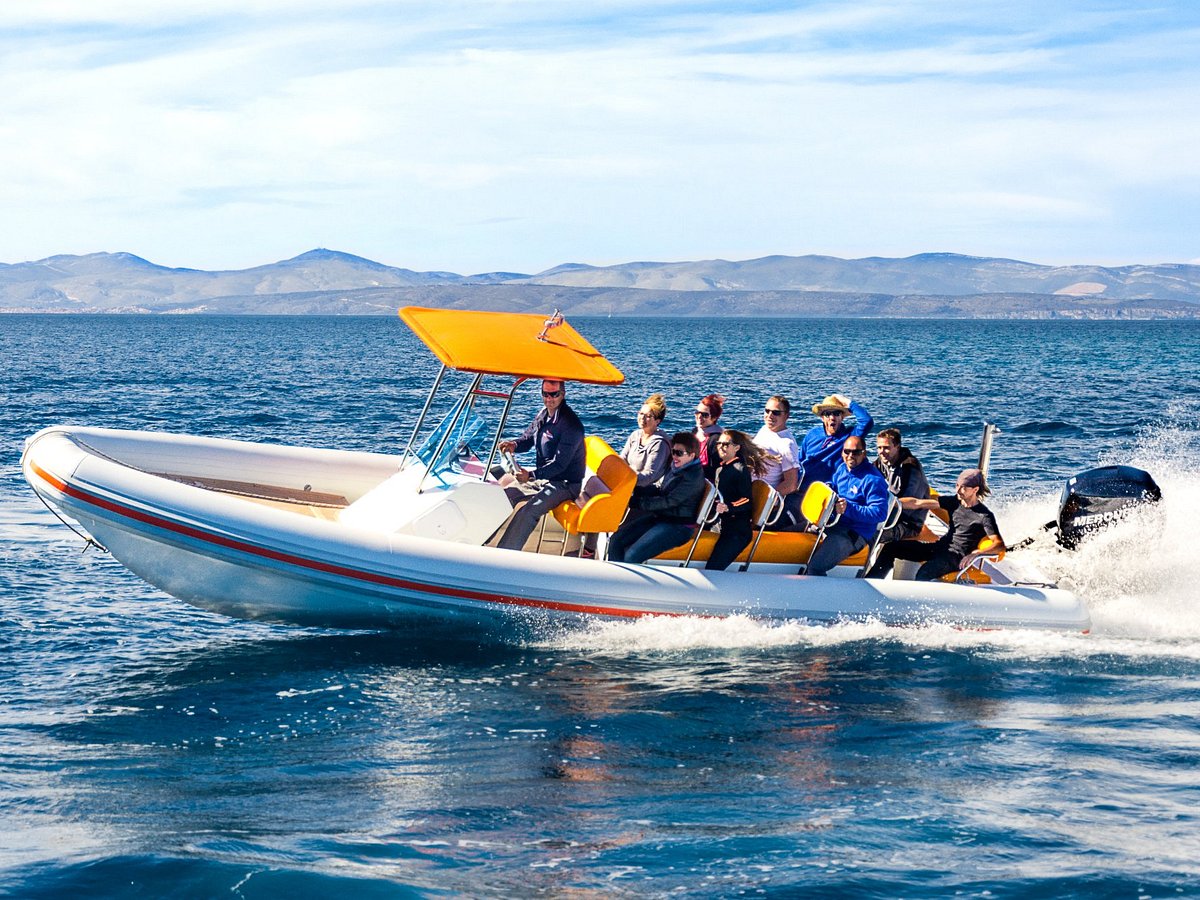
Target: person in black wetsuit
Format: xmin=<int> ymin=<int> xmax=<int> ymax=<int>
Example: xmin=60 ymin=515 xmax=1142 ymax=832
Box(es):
xmin=705 ymin=429 xmax=768 ymax=571
xmin=865 ymin=468 xmax=1004 ymax=582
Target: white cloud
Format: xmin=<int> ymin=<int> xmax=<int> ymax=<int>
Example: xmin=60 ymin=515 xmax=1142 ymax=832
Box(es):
xmin=0 ymin=1 xmax=1198 ymax=270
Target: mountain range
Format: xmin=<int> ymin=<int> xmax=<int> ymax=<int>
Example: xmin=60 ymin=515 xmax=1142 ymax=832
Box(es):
xmin=3 ymin=248 xmax=1199 ymax=318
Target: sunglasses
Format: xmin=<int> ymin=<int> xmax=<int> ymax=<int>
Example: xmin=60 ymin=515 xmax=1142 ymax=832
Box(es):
xmin=671 ymin=448 xmax=691 ymax=457
xmin=716 ymin=440 xmax=734 ymax=448
xmin=541 ymin=390 xmax=562 ymax=398
xmin=822 ymin=410 xmax=845 ymax=417
xmin=763 ymin=408 xmax=784 ymax=417
xmin=842 ymin=447 xmax=866 ymax=456
xmin=694 ymin=409 xmax=711 ymax=418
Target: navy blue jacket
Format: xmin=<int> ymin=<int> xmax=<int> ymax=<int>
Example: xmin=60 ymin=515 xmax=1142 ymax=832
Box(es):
xmin=511 ymin=403 xmax=586 ymax=484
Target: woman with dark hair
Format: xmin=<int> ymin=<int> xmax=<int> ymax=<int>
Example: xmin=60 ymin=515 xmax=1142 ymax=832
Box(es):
xmin=706 ymin=429 xmax=768 ymax=571
xmin=692 ymin=393 xmax=726 ymax=482
xmin=607 ymin=432 xmax=706 ymax=565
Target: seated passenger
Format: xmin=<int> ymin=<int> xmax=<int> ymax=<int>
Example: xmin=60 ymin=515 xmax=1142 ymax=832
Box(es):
xmin=752 ymin=394 xmax=801 ymax=527
xmin=621 ymin=393 xmax=671 ymax=487
xmin=706 ymin=429 xmax=768 ymax=571
xmin=692 ymin=393 xmax=726 ymax=482
xmin=795 ymin=393 xmax=874 ymax=525
xmin=865 ymin=468 xmax=1004 ymax=582
xmin=607 ymin=432 xmax=705 ymax=565
xmin=495 ymin=379 xmax=586 ymax=551
xmin=805 ymin=436 xmax=890 ymax=576
xmin=873 ymin=427 xmax=931 ymax=542
xmin=582 ymin=393 xmax=671 ymax=558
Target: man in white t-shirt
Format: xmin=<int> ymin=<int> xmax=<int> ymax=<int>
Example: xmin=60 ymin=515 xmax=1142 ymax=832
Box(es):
xmin=752 ymin=394 xmax=801 ymax=526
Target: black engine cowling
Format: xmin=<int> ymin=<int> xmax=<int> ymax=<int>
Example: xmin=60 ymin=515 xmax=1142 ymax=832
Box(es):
xmin=1057 ymin=465 xmax=1162 ymax=549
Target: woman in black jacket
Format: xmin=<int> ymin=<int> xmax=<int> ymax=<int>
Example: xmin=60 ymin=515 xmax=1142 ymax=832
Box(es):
xmin=607 ymin=432 xmax=706 ymax=564
xmin=706 ymin=429 xmax=768 ymax=571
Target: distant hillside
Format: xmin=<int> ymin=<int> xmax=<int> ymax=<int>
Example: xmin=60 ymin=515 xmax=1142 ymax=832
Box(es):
xmin=3 ymin=249 xmax=1200 ymax=317
xmin=521 ymin=253 xmax=1200 ymax=302
xmin=0 ymin=249 xmax=511 ymax=311
xmin=20 ymin=283 xmax=1183 ymax=320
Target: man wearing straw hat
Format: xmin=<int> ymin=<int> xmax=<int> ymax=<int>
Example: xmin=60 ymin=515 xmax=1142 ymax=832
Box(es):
xmin=794 ymin=393 xmax=873 ymax=526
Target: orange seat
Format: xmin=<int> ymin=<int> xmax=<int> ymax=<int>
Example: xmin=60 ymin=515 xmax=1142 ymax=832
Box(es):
xmin=939 ymin=536 xmax=1006 ymax=584
xmin=654 ymin=528 xmax=871 ymax=568
xmin=737 ymin=481 xmax=785 ymax=570
xmin=551 ymin=436 xmax=637 ymax=553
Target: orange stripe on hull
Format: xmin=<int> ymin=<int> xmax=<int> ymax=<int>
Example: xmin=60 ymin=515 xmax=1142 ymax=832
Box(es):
xmin=27 ymin=459 xmax=699 ymax=621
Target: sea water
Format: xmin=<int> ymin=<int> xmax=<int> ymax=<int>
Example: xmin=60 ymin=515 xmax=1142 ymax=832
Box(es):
xmin=1 ymin=314 xmax=1199 ymax=897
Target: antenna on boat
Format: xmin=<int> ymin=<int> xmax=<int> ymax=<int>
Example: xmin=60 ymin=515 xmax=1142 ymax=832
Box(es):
xmin=978 ymin=421 xmax=1000 ymax=478
xmin=536 ymin=309 xmax=564 ymax=342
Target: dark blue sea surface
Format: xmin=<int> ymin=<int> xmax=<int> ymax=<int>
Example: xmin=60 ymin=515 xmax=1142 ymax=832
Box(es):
xmin=2 ymin=314 xmax=1199 ymax=897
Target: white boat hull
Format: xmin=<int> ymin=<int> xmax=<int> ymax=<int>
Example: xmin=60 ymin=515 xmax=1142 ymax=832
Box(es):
xmin=22 ymin=426 xmax=1091 ymax=634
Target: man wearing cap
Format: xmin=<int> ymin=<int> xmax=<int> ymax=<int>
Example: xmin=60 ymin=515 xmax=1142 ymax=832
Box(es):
xmin=794 ymin=393 xmax=873 ymax=525
xmin=804 ymin=436 xmax=890 ymax=576
xmin=865 ymin=468 xmax=1004 ymax=581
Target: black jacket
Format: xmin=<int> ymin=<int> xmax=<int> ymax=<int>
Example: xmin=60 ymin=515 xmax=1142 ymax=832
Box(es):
xmin=511 ymin=403 xmax=586 ymax=484
xmin=874 ymin=447 xmax=930 ymax=535
xmin=633 ymin=459 xmax=706 ymax=524
xmin=715 ymin=460 xmax=754 ymax=526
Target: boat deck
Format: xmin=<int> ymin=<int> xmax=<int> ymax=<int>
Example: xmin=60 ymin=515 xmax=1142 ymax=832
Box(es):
xmin=154 ymin=472 xmax=349 ymax=522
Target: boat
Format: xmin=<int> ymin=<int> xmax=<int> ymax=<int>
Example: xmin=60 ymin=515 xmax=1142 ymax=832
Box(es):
xmin=23 ymin=307 xmax=1096 ymax=633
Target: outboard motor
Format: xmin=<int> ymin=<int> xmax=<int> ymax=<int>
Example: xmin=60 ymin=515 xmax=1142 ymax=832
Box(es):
xmin=1056 ymin=465 xmax=1162 ymax=549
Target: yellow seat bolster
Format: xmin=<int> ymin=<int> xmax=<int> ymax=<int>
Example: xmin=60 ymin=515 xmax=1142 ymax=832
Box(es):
xmin=652 ymin=529 xmax=869 ymax=566
xmin=800 ymin=482 xmax=835 ymax=525
xmin=937 ymin=536 xmax=1005 ymax=583
xmin=551 ymin=436 xmax=636 ymax=535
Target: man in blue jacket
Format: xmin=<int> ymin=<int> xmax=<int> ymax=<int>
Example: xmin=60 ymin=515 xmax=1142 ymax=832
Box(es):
xmin=496 ymin=379 xmax=586 ymax=551
xmin=795 ymin=393 xmax=873 ymax=526
xmin=805 ymin=436 xmax=889 ymax=576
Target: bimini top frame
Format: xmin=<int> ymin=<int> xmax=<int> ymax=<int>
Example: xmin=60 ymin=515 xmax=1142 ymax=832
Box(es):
xmin=396 ymin=307 xmax=626 ymax=491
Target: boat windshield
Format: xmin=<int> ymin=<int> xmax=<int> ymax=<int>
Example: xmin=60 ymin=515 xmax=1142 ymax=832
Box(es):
xmin=414 ymin=398 xmax=492 ymax=486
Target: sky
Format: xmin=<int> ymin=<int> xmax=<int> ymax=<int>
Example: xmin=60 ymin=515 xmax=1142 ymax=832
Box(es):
xmin=2 ymin=0 xmax=1199 ymax=274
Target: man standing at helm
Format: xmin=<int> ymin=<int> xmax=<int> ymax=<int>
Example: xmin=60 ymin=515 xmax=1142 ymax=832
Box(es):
xmin=795 ymin=393 xmax=873 ymax=525
xmin=495 ymin=379 xmax=586 ymax=551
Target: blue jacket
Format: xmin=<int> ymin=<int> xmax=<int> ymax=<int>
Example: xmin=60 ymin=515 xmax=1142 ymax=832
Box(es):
xmin=511 ymin=403 xmax=586 ymax=484
xmin=797 ymin=400 xmax=873 ymax=487
xmin=828 ymin=458 xmax=890 ymax=541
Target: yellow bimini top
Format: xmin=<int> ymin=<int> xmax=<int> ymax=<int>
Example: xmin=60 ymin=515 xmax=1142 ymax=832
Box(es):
xmin=399 ymin=307 xmax=624 ymax=385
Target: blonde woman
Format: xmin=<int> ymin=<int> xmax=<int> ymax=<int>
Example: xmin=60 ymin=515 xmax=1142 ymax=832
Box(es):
xmin=621 ymin=393 xmax=671 ymax=487
xmin=581 ymin=393 xmax=670 ymax=558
